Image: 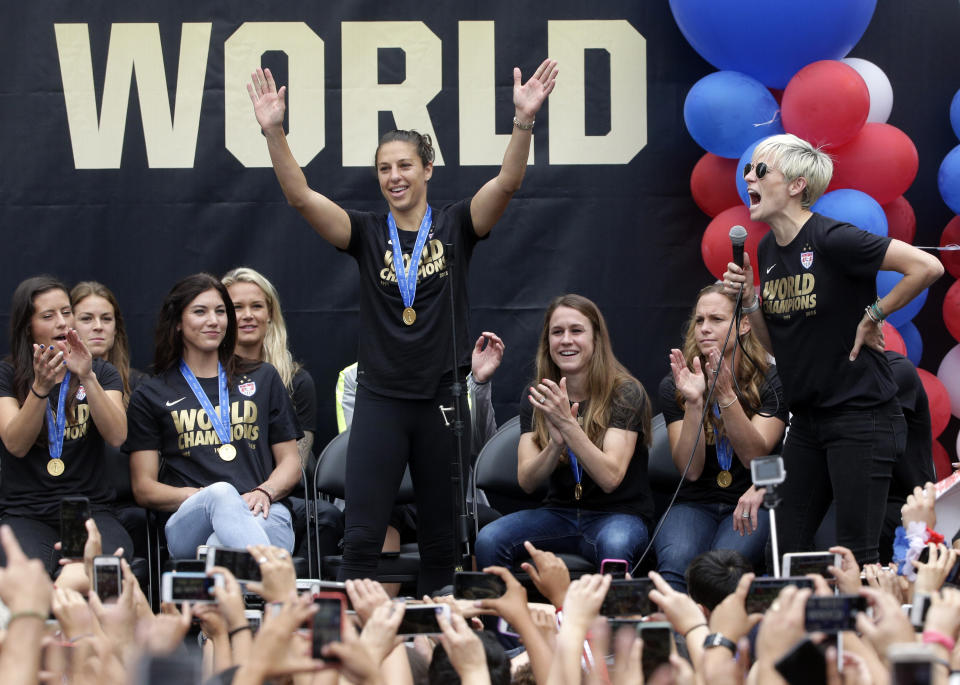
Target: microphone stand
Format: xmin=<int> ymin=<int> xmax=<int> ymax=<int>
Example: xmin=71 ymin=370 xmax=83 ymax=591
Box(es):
xmin=441 ymin=242 xmax=474 ymax=572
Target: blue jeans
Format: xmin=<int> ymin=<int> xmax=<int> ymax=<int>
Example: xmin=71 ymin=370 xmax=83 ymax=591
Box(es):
xmin=777 ymin=399 xmax=906 ymax=565
xmin=474 ymin=507 xmax=650 ymax=570
xmin=652 ymin=501 xmax=770 ymax=592
xmin=164 ymin=482 xmax=294 ymax=557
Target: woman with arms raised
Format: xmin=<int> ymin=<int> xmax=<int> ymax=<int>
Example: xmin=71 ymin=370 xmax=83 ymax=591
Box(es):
xmin=247 ymin=58 xmax=557 ymax=593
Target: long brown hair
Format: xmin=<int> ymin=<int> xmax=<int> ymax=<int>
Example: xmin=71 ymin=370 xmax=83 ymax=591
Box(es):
xmin=531 ymin=294 xmax=651 ymax=450
xmin=677 ymin=283 xmax=771 ymax=440
xmin=70 ymin=281 xmax=133 ymax=402
xmin=152 ymin=274 xmax=240 ymax=380
xmin=7 ymin=276 xmax=81 ymax=433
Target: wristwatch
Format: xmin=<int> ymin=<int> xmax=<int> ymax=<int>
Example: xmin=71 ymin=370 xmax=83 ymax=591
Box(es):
xmin=703 ymin=632 xmax=737 ymax=652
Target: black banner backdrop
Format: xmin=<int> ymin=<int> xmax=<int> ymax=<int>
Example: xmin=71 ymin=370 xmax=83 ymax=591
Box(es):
xmin=2 ymin=1 xmax=958 ymax=453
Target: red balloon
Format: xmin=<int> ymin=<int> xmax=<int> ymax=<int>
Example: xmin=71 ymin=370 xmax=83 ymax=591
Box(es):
xmin=782 ymin=60 xmax=869 ymax=149
xmin=701 ymin=205 xmax=770 ymax=286
xmin=883 ymin=321 xmax=907 ymax=355
xmin=945 ymin=279 xmax=960 ymax=344
xmin=941 ymin=216 xmax=960 ymax=279
xmin=918 ymin=368 xmax=951 ymax=438
xmin=882 ymin=196 xmax=917 ymax=244
xmin=827 ymin=123 xmax=919 ymax=206
xmin=691 ymin=153 xmax=741 ymax=217
xmin=932 ymin=440 xmax=952 ymax=481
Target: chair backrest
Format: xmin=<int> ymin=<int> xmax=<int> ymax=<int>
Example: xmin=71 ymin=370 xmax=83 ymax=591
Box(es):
xmin=473 ymin=416 xmax=547 ymax=515
xmin=312 ymin=429 xmax=415 ymax=504
xmin=646 ymin=413 xmax=674 ymax=492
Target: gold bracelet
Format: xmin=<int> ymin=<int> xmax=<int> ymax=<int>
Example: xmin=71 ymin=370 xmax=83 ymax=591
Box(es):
xmin=513 ymin=116 xmax=535 ymax=130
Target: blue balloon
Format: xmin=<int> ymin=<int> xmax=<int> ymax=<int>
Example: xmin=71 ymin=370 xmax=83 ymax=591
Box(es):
xmin=812 ymin=189 xmax=888 ymax=237
xmin=896 ymin=321 xmax=923 ymax=366
xmin=876 ymin=271 xmax=928 ymax=327
xmin=735 ymin=140 xmax=762 ymax=207
xmin=670 ymin=0 xmax=877 ymax=89
xmin=938 ymin=145 xmax=960 ymax=215
xmin=684 ymin=71 xmax=784 ymax=158
xmin=951 ymin=89 xmax=960 ymax=141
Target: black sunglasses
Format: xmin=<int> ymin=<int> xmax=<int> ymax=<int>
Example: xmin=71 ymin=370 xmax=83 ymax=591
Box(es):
xmin=743 ymin=162 xmax=768 ymax=179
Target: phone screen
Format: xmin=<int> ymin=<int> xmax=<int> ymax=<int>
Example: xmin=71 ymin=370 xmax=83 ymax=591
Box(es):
xmin=804 ymin=595 xmax=866 ymax=633
xmin=94 ymin=561 xmax=121 ymax=602
xmin=169 ymin=574 xmax=218 ymax=603
xmin=312 ymin=597 xmax=343 ymax=660
xmin=601 ymin=560 xmax=629 ymax=579
xmin=745 ymin=577 xmax=815 ymax=614
xmin=638 ymin=623 xmax=673 ymax=680
xmin=891 ymin=660 xmax=934 ymax=685
xmin=600 ymin=579 xmax=654 ymax=616
xmin=209 ymin=548 xmax=261 ymax=582
xmin=453 ymin=572 xmax=506 ymax=600
xmin=785 ymin=553 xmax=837 ymax=578
xmin=398 ymin=606 xmax=444 ymax=635
xmin=774 ymin=637 xmax=827 ymax=685
xmin=59 ymin=497 xmax=90 ymax=558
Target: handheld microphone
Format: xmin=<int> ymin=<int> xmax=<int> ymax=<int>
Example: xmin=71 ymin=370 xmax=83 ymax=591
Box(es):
xmin=729 ymin=225 xmax=748 ymax=268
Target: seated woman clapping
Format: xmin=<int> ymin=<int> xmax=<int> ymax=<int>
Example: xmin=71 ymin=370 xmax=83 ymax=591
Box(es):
xmin=475 ymin=294 xmax=654 ymax=571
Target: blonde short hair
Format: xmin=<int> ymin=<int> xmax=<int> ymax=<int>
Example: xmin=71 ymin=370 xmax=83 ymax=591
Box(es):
xmin=753 ymin=133 xmax=833 ymax=209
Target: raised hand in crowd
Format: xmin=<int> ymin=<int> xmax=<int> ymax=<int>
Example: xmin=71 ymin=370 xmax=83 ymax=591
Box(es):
xmin=855 ymin=586 xmax=914 ymax=670
xmin=472 ymin=332 xmax=505 ymax=384
xmin=751 ymin=583 xmax=811 ymax=683
xmin=547 ymin=574 xmax=610 ymax=685
xmin=245 ymin=544 xmax=296 ymax=602
xmin=902 ymin=482 xmax=937 ymax=529
xmin=827 ymin=545 xmax=862 ymax=595
xmin=914 ymin=543 xmax=958 ymax=596
xmin=0 ymin=525 xmax=53 ymax=683
xmin=436 ymin=611 xmax=491 ymax=685
xmin=647 ymin=570 xmax=709 ymax=666
xmin=521 ymin=540 xmax=571 ymax=608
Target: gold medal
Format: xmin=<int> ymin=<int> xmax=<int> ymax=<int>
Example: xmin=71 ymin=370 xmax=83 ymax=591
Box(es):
xmin=47 ymin=458 xmax=65 ymax=477
xmin=716 ymin=470 xmax=733 ymax=488
xmin=574 ymin=483 xmax=582 ymax=500
xmin=218 ymin=443 xmax=237 ymax=462
xmin=402 ymin=307 xmax=416 ymax=326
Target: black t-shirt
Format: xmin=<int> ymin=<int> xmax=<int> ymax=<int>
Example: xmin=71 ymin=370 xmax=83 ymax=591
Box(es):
xmin=520 ymin=381 xmax=655 ymax=523
xmin=124 ymin=362 xmax=301 ymax=495
xmin=885 ymin=351 xmax=935 ymax=502
xmin=659 ymin=367 xmax=787 ymax=506
xmin=0 ymin=359 xmax=122 ymax=517
xmin=343 ymin=199 xmax=484 ymax=398
xmin=291 ymin=368 xmax=317 ymax=434
xmin=756 ymin=212 xmax=896 ymax=410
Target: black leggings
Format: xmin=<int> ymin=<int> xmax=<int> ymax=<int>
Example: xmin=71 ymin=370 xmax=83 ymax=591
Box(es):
xmin=339 ymin=384 xmax=469 ymax=595
xmin=775 ymin=399 xmax=906 ymax=565
xmin=0 ymin=510 xmax=134 ymax=575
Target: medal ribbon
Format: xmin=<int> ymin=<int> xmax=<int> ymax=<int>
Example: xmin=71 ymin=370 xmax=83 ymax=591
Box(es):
xmin=179 ymin=360 xmax=232 ymax=446
xmin=711 ymin=403 xmax=733 ymax=472
xmin=567 ymin=448 xmax=583 ymax=490
xmin=45 ymin=370 xmax=72 ymax=466
xmin=387 ymin=206 xmax=433 ymax=309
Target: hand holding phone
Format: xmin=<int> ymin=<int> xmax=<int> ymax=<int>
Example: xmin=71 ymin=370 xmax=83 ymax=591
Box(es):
xmin=600 ymin=579 xmax=654 ymax=617
xmin=397 ymin=603 xmax=450 ymax=636
xmin=161 ymin=572 xmax=224 ymax=604
xmin=312 ymin=593 xmax=345 ymax=660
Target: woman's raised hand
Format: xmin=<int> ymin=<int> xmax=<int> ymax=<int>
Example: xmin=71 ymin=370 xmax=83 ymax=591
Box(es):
xmin=703 ymin=348 xmax=736 ymax=407
xmin=669 ymin=348 xmax=705 ymax=406
xmin=32 ymin=344 xmax=64 ymax=396
xmin=63 ymin=329 xmax=93 ymax=381
xmin=247 ymin=67 xmax=287 ymax=132
xmin=513 ymin=59 xmax=559 ymax=122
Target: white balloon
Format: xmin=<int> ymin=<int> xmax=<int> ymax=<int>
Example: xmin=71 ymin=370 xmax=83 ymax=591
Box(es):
xmin=842 ymin=57 xmax=894 ymax=124
xmin=937 ymin=343 xmax=960 ymax=419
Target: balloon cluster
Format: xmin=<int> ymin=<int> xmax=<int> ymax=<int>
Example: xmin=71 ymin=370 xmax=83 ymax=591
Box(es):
xmin=935 ymin=87 xmax=960 ymax=473
xmin=672 ymin=0 xmax=958 ymax=468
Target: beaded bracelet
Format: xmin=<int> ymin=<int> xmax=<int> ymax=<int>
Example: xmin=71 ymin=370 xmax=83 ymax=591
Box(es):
xmin=253 ymin=486 xmax=274 ymax=503
xmin=512 ymin=116 xmax=535 ymax=131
